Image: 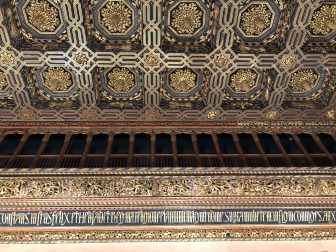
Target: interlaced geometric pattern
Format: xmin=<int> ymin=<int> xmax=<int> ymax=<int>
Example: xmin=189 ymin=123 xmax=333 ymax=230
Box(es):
xmin=0 ymin=0 xmax=335 ymax=122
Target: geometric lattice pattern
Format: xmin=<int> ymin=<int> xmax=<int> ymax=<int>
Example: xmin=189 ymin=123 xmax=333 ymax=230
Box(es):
xmin=0 ymin=0 xmax=335 ymax=122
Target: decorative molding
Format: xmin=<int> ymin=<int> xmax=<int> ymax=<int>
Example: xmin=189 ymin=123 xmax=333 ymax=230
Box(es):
xmin=0 ymin=176 xmax=335 ymax=199
xmin=0 ymin=228 xmax=336 ymax=243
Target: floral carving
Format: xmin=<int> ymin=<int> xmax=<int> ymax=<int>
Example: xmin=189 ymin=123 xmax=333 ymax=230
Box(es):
xmin=288 ymin=69 xmax=318 ymax=93
xmin=25 ymin=0 xmax=61 ymax=32
xmin=0 ymin=52 xmax=15 ymax=66
xmin=42 ymin=67 xmax=73 ymax=92
xmin=107 ymin=68 xmax=135 ymax=93
xmin=144 ymin=54 xmax=160 ymax=68
xmin=171 ymin=2 xmax=202 ymax=35
xmin=280 ymin=54 xmax=297 ymax=69
xmin=310 ymin=5 xmax=336 ymax=36
xmin=100 ymin=1 xmax=133 ymax=34
xmin=0 ymin=177 xmax=335 ymax=199
xmin=169 ymin=69 xmax=197 ymax=93
xmin=229 ymin=69 xmax=257 ymax=92
xmin=215 ymin=55 xmax=230 ymax=68
xmin=241 ymin=4 xmax=272 ymax=36
xmin=0 ymin=72 xmax=8 ymax=90
xmin=74 ymin=53 xmax=88 ymax=66
xmin=0 ymin=228 xmax=336 ymax=242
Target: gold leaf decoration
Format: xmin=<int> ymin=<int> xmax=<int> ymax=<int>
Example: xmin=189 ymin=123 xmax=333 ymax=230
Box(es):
xmin=310 ymin=5 xmax=336 ymax=36
xmin=171 ymin=3 xmax=202 ymax=35
xmin=289 ymin=69 xmax=318 ymax=93
xmin=42 ymin=67 xmax=73 ymax=92
xmin=108 ymin=68 xmax=135 ymax=93
xmin=241 ymin=4 xmax=272 ymax=36
xmin=169 ymin=69 xmax=197 ymax=93
xmin=229 ymin=69 xmax=257 ymax=92
xmin=26 ymin=0 xmax=61 ymax=32
xmin=0 ymin=72 xmax=8 ymax=91
xmin=101 ymin=0 xmax=132 ymax=34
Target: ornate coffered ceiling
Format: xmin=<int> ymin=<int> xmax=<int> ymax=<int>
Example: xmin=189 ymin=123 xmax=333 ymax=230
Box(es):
xmin=0 ymin=0 xmax=335 ymax=123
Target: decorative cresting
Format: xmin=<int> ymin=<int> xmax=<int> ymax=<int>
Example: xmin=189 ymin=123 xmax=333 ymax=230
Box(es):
xmin=92 ymin=0 xmax=139 ymax=40
xmin=241 ymin=4 xmax=272 ymax=36
xmin=17 ymin=0 xmax=67 ymax=39
xmin=165 ymin=0 xmax=211 ymax=41
xmin=288 ymin=69 xmax=319 ymax=94
xmin=25 ymin=0 xmax=60 ymax=32
xmin=229 ymin=69 xmax=258 ymax=92
xmin=0 ymin=177 xmax=335 ymax=198
xmin=100 ymin=0 xmax=132 ymax=34
xmin=0 ymin=72 xmax=9 ymax=91
xmin=42 ymin=67 xmax=73 ymax=92
xmin=107 ymin=67 xmax=135 ymax=93
xmin=171 ymin=2 xmax=202 ymax=35
xmin=310 ymin=4 xmax=336 ymax=36
xmin=169 ymin=69 xmax=197 ymax=93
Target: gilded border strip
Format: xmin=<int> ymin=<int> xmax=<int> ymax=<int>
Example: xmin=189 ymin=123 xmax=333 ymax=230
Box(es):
xmin=0 ymin=228 xmax=336 ymax=243
xmin=1 ymin=175 xmax=336 ymax=198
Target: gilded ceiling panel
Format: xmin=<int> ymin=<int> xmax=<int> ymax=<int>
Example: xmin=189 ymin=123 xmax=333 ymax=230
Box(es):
xmin=0 ymin=0 xmax=335 ymax=122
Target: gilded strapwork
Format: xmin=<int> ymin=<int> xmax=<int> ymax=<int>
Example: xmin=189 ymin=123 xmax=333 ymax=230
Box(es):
xmin=42 ymin=67 xmax=73 ymax=92
xmin=107 ymin=68 xmax=135 ymax=93
xmin=0 ymin=177 xmax=335 ymax=198
xmin=310 ymin=5 xmax=336 ymax=36
xmin=100 ymin=1 xmax=133 ymax=34
xmin=0 ymin=72 xmax=8 ymax=91
xmin=241 ymin=4 xmax=272 ymax=36
xmin=171 ymin=2 xmax=202 ymax=35
xmin=288 ymin=69 xmax=318 ymax=93
xmin=0 ymin=228 xmax=335 ymax=243
xmin=229 ymin=69 xmax=257 ymax=92
xmin=25 ymin=0 xmax=61 ymax=32
xmin=169 ymin=69 xmax=197 ymax=93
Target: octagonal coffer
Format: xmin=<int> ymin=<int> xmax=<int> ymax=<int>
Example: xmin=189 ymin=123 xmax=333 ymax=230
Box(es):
xmin=18 ymin=0 xmax=68 ymax=39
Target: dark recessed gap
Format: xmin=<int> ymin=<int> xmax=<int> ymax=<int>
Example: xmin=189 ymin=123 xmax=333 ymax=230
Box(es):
xmin=217 ymin=134 xmax=238 ymax=154
xmin=278 ymin=134 xmax=302 ymax=154
xmin=297 ymin=133 xmax=323 ymax=154
xmin=65 ymin=134 xmax=87 ymax=154
xmin=111 ymin=134 xmax=130 ymax=154
xmin=176 ymin=134 xmax=194 ymax=154
xmin=89 ymin=134 xmax=108 ymax=154
xmin=134 ymin=134 xmax=151 ymax=154
xmin=258 ymin=134 xmax=280 ymax=154
xmin=318 ymin=133 xmax=336 ymax=154
xmin=0 ymin=134 xmax=23 ymax=155
xmin=237 ymin=134 xmax=259 ymax=154
xmin=43 ymin=134 xmax=65 ymax=155
xmin=19 ymin=134 xmax=44 ymax=155
xmin=156 ymin=134 xmax=172 ymax=154
xmin=197 ymin=134 xmax=216 ymax=154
